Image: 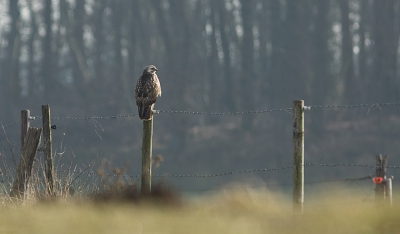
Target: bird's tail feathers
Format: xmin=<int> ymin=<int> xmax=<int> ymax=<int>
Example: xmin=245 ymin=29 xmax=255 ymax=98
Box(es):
xmin=138 ymin=104 xmax=153 ymax=120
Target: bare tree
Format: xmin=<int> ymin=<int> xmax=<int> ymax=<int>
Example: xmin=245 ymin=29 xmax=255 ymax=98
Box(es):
xmin=26 ymin=0 xmax=39 ymax=101
xmin=73 ymin=0 xmax=88 ymax=96
xmin=340 ymin=0 xmax=357 ymax=103
xmin=217 ymin=0 xmax=236 ymax=112
xmin=358 ymin=0 xmax=372 ymax=101
xmin=372 ymin=0 xmax=399 ymax=102
xmin=111 ymin=0 xmax=125 ymax=112
xmin=93 ymin=0 xmax=106 ymax=88
xmin=206 ymin=0 xmax=222 ymax=110
xmin=42 ymin=0 xmax=54 ymax=102
xmin=127 ymin=0 xmax=140 ymax=97
xmin=267 ymin=0 xmax=285 ymax=107
xmin=59 ymin=0 xmax=90 ymax=99
xmin=312 ymin=0 xmax=332 ymax=104
xmin=2 ymin=0 xmax=21 ymax=114
xmin=285 ymin=0 xmax=312 ymax=105
xmin=240 ymin=0 xmax=256 ymax=128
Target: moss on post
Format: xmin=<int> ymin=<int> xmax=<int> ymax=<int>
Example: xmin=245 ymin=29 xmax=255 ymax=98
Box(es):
xmin=141 ymin=118 xmax=153 ymax=195
xmin=293 ymin=100 xmax=304 ymax=213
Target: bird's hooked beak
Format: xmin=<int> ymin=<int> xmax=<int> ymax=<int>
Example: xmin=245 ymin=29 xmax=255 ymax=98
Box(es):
xmin=146 ymin=65 xmax=158 ymax=73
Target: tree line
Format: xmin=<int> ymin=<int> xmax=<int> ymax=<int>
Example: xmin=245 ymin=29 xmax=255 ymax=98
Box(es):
xmin=2 ymin=0 xmax=399 ymax=118
xmin=1 ymin=0 xmax=399 ymax=181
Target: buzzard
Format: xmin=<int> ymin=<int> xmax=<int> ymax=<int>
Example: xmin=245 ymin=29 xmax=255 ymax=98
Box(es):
xmin=135 ymin=65 xmax=162 ymax=120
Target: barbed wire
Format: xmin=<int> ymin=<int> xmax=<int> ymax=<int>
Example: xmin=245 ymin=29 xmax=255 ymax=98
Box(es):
xmin=1 ymin=102 xmax=400 ymax=127
xmin=306 ymin=163 xmax=400 ymax=169
xmin=68 ymin=166 xmax=294 ymax=179
xmin=186 ymin=175 xmax=374 ymax=192
xmin=157 ymin=108 xmax=293 ymax=116
xmin=304 ymin=163 xmax=376 ymax=169
xmin=307 ymin=102 xmax=400 ymax=109
xmin=1 ymin=121 xmax=20 ymax=128
xmin=65 ymin=163 xmax=400 ymax=179
xmin=26 ymin=108 xmax=292 ymax=121
xmin=30 ymin=113 xmax=139 ymax=121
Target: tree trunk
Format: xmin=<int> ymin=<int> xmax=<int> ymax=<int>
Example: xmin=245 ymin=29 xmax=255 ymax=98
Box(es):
xmin=310 ymin=0 xmax=331 ymax=131
xmin=358 ymin=0 xmax=371 ymax=102
xmin=372 ymin=0 xmax=398 ymax=102
xmin=93 ymin=0 xmax=106 ymax=91
xmin=127 ymin=0 xmax=141 ymax=110
xmin=206 ymin=0 xmax=221 ymax=110
xmin=42 ymin=0 xmax=54 ymax=102
xmin=111 ymin=0 xmax=125 ymax=112
xmin=340 ymin=0 xmax=357 ymax=103
xmin=150 ymin=0 xmax=191 ymax=152
xmin=27 ymin=0 xmax=38 ymax=102
xmin=240 ymin=0 xmax=256 ymax=129
xmin=73 ymin=0 xmax=88 ymax=97
xmin=268 ymin=0 xmax=285 ymax=107
xmin=59 ymin=0 xmax=89 ymax=102
xmin=2 ymin=0 xmax=21 ymax=115
xmin=312 ymin=0 xmax=331 ymax=104
xmin=285 ymin=0 xmax=312 ymax=105
xmin=217 ymin=0 xmax=236 ymax=112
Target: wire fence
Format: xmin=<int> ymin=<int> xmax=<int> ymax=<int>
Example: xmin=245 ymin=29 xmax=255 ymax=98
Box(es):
xmin=2 ymin=102 xmax=400 ymax=178
xmin=68 ymin=163 xmax=399 ymax=179
xmin=2 ymin=102 xmax=400 ymax=128
xmin=60 ymin=162 xmax=394 ymax=196
xmin=1 ymin=102 xmax=400 ymax=195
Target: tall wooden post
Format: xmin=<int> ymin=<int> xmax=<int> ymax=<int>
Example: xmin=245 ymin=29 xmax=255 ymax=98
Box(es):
xmin=375 ymin=154 xmax=386 ymax=201
xmin=141 ymin=118 xmax=153 ymax=195
xmin=42 ymin=105 xmax=55 ymax=196
xmin=11 ymin=127 xmax=42 ymax=199
xmin=375 ymin=155 xmax=392 ymax=206
xmin=384 ymin=177 xmax=393 ymax=207
xmin=293 ymin=100 xmax=304 ymax=213
xmin=21 ymin=110 xmax=30 ymax=151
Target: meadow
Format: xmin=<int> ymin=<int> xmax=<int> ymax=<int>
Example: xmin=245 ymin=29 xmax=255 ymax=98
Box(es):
xmin=0 ymin=185 xmax=398 ymax=234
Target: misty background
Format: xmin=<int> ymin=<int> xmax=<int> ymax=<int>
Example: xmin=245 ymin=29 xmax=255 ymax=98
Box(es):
xmin=1 ymin=0 xmax=400 ymax=194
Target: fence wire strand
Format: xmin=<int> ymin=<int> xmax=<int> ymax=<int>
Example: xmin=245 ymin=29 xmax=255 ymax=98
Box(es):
xmin=158 ymin=108 xmax=293 ymax=116
xmin=307 ymin=102 xmax=400 ymax=109
xmin=305 ymin=163 xmax=376 ymax=169
xmin=1 ymin=121 xmax=20 ymax=128
xmin=68 ymin=163 xmax=400 ymax=179
xmin=30 ymin=113 xmax=139 ymax=121
xmin=2 ymin=102 xmax=400 ymax=127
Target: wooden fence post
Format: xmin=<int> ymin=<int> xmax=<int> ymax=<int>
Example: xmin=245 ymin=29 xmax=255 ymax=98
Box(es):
xmin=375 ymin=154 xmax=393 ymax=207
xmin=42 ymin=105 xmax=55 ymax=196
xmin=384 ymin=177 xmax=393 ymax=207
xmin=141 ymin=118 xmax=153 ymax=195
xmin=375 ymin=154 xmax=386 ymax=201
xmin=11 ymin=127 xmax=42 ymax=199
xmin=20 ymin=110 xmax=30 ymax=152
xmin=293 ymin=100 xmax=304 ymax=213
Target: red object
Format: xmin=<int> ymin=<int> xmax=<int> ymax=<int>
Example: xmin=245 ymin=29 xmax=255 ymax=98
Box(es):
xmin=373 ymin=177 xmax=383 ymax=184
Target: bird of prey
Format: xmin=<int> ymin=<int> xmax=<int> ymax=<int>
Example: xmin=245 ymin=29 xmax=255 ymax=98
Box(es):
xmin=135 ymin=65 xmax=162 ymax=120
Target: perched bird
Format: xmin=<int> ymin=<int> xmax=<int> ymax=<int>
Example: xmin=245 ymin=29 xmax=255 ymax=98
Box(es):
xmin=135 ymin=65 xmax=162 ymax=120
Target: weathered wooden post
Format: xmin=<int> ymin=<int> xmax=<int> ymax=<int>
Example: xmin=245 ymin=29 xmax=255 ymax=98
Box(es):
xmin=11 ymin=127 xmax=42 ymax=199
xmin=20 ymin=110 xmax=30 ymax=151
xmin=375 ymin=154 xmax=386 ymax=201
xmin=384 ymin=177 xmax=393 ymax=207
xmin=141 ymin=118 xmax=153 ymax=195
xmin=293 ymin=100 xmax=304 ymax=213
xmin=42 ymin=105 xmax=55 ymax=196
xmin=374 ymin=155 xmax=393 ymax=207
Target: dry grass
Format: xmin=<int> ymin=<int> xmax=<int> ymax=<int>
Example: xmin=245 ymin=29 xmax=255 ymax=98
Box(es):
xmin=0 ymin=185 xmax=398 ymax=234
xmin=0 ymin=125 xmax=398 ymax=233
xmin=0 ymin=151 xmax=397 ymax=233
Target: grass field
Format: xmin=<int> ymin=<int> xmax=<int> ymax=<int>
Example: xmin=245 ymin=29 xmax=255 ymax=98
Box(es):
xmin=0 ymin=185 xmax=398 ymax=234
